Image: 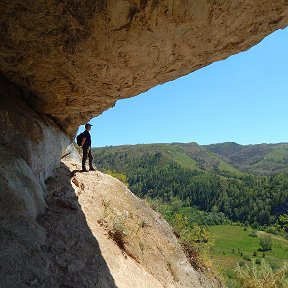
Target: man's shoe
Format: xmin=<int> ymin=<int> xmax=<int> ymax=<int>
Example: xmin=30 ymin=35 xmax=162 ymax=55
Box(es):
xmin=89 ymin=167 xmax=96 ymax=171
xmin=82 ymin=168 xmax=88 ymax=172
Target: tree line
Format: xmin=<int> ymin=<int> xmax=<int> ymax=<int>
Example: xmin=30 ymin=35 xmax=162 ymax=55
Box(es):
xmin=93 ymin=150 xmax=288 ymax=228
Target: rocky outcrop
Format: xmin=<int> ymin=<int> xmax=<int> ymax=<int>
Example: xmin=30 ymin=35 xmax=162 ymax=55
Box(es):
xmin=1 ymin=0 xmax=288 ymax=135
xmin=0 ymin=77 xmax=71 ymax=287
xmin=0 ymin=76 xmax=69 ymax=216
xmin=1 ymin=155 xmax=222 ymax=287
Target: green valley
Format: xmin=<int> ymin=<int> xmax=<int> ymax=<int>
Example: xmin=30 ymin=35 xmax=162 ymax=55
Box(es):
xmin=208 ymin=225 xmax=288 ymax=287
xmin=205 ymin=142 xmax=288 ymax=175
xmin=92 ymin=142 xmax=288 ymax=286
xmin=93 ymin=142 xmax=288 ymax=227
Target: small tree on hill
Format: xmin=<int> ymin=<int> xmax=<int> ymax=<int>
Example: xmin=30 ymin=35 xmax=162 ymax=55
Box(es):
xmin=259 ymin=236 xmax=272 ymax=252
xmin=277 ymin=214 xmax=288 ymax=233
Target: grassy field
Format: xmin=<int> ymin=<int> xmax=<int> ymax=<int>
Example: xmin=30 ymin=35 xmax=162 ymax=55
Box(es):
xmin=208 ymin=225 xmax=288 ymax=284
xmin=158 ymin=144 xmax=200 ymax=170
xmin=263 ymin=144 xmax=288 ymax=162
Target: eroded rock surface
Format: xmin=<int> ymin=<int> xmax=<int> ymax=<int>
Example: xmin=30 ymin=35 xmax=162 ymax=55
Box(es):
xmin=1 ymin=0 xmax=288 ymax=135
xmin=0 ymin=155 xmax=222 ymax=287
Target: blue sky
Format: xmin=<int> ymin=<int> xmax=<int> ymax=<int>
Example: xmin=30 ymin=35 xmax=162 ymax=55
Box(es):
xmin=79 ymin=27 xmax=288 ymax=147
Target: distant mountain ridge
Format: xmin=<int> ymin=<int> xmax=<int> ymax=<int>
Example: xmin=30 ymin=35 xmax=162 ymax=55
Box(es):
xmin=205 ymin=142 xmax=288 ymax=175
xmin=93 ymin=142 xmax=243 ymax=177
xmin=92 ymin=142 xmax=288 ymax=227
xmin=93 ymin=142 xmax=288 ymax=176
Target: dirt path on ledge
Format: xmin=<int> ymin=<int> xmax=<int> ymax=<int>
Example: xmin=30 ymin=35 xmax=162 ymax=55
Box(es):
xmin=36 ymin=156 xmax=221 ymax=288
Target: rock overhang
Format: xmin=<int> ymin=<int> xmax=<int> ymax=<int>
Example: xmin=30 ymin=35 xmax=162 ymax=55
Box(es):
xmin=0 ymin=0 xmax=288 ymax=136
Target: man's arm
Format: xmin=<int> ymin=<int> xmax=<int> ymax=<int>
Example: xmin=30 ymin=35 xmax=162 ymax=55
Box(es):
xmin=81 ymin=138 xmax=86 ymax=147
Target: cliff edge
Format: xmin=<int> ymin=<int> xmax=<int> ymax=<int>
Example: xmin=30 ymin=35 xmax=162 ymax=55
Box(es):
xmin=0 ymin=152 xmax=221 ymax=287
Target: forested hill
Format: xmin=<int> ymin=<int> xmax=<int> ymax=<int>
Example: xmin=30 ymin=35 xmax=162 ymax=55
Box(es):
xmin=96 ymin=142 xmax=246 ymax=176
xmin=92 ymin=142 xmax=288 ymax=228
xmin=205 ymin=142 xmax=288 ymax=175
xmin=93 ymin=142 xmax=288 ymax=176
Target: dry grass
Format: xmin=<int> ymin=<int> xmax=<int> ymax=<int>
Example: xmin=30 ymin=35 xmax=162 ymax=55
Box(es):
xmin=108 ymin=216 xmax=128 ymax=250
xmin=180 ymin=240 xmax=204 ymax=270
xmin=234 ymin=259 xmax=288 ymax=288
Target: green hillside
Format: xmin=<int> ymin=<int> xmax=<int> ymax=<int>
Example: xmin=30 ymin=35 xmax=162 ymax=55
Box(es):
xmin=93 ymin=142 xmax=288 ymax=176
xmin=92 ymin=142 xmax=288 ymax=287
xmin=208 ymin=225 xmax=288 ymax=287
xmin=205 ymin=142 xmax=288 ymax=175
xmin=171 ymin=142 xmax=242 ymax=175
xmin=209 ymin=225 xmax=288 ymax=271
xmin=93 ymin=141 xmax=288 ymax=177
xmin=93 ymin=142 xmax=243 ymax=176
xmin=92 ymin=142 xmax=288 ymax=227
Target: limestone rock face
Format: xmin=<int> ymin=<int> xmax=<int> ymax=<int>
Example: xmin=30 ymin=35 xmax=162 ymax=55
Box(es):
xmin=0 ymin=155 xmax=222 ymax=287
xmin=0 ymin=76 xmax=69 ymax=184
xmin=1 ymin=0 xmax=288 ymax=135
xmin=0 ymin=76 xmax=69 ymax=217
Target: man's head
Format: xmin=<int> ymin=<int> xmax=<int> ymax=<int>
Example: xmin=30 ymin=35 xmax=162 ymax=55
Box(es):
xmin=85 ymin=123 xmax=93 ymax=131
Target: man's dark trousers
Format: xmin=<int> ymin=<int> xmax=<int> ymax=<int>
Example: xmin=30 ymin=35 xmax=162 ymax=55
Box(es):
xmin=82 ymin=145 xmax=93 ymax=170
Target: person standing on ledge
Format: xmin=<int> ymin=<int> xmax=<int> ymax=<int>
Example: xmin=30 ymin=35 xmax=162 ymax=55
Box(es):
xmin=81 ymin=123 xmax=95 ymax=172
